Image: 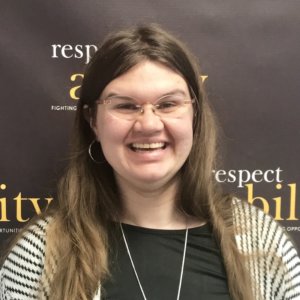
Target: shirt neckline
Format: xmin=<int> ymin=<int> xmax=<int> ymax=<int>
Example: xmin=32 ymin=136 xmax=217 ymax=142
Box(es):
xmin=120 ymin=222 xmax=210 ymax=235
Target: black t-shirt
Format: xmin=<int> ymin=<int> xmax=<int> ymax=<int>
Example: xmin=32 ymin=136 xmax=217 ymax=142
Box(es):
xmin=101 ymin=223 xmax=231 ymax=300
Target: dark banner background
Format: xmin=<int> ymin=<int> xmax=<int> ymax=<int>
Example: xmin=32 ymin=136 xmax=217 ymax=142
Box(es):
xmin=1 ymin=1 xmax=300 ymax=252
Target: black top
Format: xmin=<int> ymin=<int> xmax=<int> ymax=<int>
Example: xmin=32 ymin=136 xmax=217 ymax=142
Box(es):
xmin=101 ymin=223 xmax=231 ymax=300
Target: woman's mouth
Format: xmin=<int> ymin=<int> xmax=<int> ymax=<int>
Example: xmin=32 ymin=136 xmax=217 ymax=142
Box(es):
xmin=129 ymin=142 xmax=167 ymax=152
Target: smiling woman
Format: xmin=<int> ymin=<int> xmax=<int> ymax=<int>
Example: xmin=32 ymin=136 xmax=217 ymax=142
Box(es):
xmin=1 ymin=24 xmax=300 ymax=300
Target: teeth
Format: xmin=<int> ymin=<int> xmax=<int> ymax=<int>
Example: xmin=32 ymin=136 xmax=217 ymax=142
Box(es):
xmin=131 ymin=142 xmax=165 ymax=150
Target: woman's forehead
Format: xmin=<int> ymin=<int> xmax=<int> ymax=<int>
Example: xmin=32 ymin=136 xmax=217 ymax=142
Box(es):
xmin=100 ymin=61 xmax=189 ymax=99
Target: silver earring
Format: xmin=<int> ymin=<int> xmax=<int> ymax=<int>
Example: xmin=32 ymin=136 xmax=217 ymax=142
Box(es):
xmin=88 ymin=140 xmax=104 ymax=163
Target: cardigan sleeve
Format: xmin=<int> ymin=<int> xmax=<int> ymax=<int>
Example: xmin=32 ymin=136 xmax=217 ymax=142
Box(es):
xmin=0 ymin=218 xmax=48 ymax=300
xmin=233 ymin=198 xmax=300 ymax=299
xmin=274 ymin=221 xmax=300 ymax=299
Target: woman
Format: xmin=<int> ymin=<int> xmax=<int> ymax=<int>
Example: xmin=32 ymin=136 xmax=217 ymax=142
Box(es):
xmin=1 ymin=24 xmax=300 ymax=300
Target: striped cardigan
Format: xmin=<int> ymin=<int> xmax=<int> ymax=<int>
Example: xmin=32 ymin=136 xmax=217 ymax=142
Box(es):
xmin=1 ymin=200 xmax=300 ymax=299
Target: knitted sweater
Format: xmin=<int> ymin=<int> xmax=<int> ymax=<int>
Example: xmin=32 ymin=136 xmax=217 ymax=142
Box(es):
xmin=1 ymin=200 xmax=300 ymax=299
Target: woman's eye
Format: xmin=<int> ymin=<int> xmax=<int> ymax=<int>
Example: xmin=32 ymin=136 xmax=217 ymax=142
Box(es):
xmin=157 ymin=101 xmax=178 ymax=110
xmin=114 ymin=103 xmax=139 ymax=111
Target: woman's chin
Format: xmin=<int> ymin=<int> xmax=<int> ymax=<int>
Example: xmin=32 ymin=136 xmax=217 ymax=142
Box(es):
xmin=117 ymin=168 xmax=177 ymax=189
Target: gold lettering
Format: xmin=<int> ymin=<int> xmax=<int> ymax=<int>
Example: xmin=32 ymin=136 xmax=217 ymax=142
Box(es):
xmin=200 ymin=75 xmax=208 ymax=83
xmin=246 ymin=183 xmax=270 ymax=214
xmin=14 ymin=192 xmax=29 ymax=222
xmin=287 ymin=183 xmax=298 ymax=220
xmin=69 ymin=73 xmax=84 ymax=100
xmin=273 ymin=184 xmax=283 ymax=220
xmin=29 ymin=197 xmax=53 ymax=215
xmin=0 ymin=184 xmax=9 ymax=221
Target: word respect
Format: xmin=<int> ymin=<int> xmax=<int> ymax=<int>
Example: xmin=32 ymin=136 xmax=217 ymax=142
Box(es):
xmin=213 ymin=168 xmax=283 ymax=188
xmin=51 ymin=44 xmax=98 ymax=64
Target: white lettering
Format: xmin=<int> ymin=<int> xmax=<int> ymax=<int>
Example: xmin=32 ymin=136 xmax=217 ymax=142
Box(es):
xmin=212 ymin=168 xmax=284 ymax=188
xmin=51 ymin=43 xmax=98 ymax=64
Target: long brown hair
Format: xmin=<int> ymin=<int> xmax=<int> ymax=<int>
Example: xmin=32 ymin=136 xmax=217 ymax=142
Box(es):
xmin=46 ymin=24 xmax=254 ymax=299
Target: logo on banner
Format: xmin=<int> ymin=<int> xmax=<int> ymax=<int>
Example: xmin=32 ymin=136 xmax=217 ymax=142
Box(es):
xmin=49 ymin=43 xmax=98 ymax=111
xmin=48 ymin=43 xmax=208 ymax=111
xmin=0 ymin=184 xmax=52 ymax=225
xmin=212 ymin=167 xmax=299 ymax=231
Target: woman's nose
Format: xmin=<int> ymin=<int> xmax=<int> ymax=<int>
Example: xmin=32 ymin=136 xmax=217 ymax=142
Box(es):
xmin=133 ymin=104 xmax=164 ymax=133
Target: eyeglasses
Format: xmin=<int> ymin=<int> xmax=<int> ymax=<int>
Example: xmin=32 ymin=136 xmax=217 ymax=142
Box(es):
xmin=95 ymin=94 xmax=195 ymax=120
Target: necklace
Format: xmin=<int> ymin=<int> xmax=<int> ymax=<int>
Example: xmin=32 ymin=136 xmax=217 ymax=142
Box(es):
xmin=119 ymin=223 xmax=189 ymax=300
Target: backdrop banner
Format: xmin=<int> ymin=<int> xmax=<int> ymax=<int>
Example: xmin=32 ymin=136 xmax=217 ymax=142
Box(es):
xmin=1 ymin=1 xmax=300 ymax=252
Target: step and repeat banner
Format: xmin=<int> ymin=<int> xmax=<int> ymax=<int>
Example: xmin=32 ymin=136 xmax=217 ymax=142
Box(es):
xmin=1 ymin=1 xmax=300 ymax=252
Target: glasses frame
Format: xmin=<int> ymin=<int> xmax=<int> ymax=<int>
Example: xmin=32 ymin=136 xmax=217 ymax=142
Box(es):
xmin=94 ymin=93 xmax=196 ymax=120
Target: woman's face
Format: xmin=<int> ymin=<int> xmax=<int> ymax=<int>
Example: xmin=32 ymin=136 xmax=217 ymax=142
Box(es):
xmin=91 ymin=60 xmax=194 ymax=189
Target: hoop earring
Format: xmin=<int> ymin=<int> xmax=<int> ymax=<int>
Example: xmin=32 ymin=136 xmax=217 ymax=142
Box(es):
xmin=88 ymin=140 xmax=105 ymax=164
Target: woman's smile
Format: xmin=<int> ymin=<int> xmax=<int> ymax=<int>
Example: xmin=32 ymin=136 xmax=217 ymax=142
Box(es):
xmin=129 ymin=142 xmax=167 ymax=151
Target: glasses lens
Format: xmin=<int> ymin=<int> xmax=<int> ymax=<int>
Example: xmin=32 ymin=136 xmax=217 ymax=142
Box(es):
xmin=105 ymin=96 xmax=140 ymax=120
xmin=154 ymin=96 xmax=191 ymax=118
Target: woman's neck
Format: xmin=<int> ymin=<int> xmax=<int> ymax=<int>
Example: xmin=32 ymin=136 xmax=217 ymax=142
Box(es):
xmin=117 ymin=176 xmax=187 ymax=229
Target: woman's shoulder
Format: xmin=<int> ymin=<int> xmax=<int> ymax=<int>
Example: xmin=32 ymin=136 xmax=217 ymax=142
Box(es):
xmin=231 ymin=197 xmax=291 ymax=251
xmin=232 ymin=198 xmax=300 ymax=298
xmin=231 ymin=197 xmax=286 ymax=230
xmin=2 ymin=216 xmax=50 ymax=259
xmin=231 ymin=197 xmax=300 ymax=269
xmin=232 ymin=197 xmax=274 ymax=226
xmin=0 ymin=217 xmax=51 ymax=299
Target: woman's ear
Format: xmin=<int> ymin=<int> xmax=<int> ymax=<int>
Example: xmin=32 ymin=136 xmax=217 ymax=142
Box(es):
xmin=83 ymin=105 xmax=98 ymax=138
xmin=83 ymin=104 xmax=91 ymax=122
xmin=90 ymin=117 xmax=98 ymax=137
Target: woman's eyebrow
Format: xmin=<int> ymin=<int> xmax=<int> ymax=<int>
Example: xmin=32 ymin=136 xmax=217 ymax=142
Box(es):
xmin=159 ymin=89 xmax=188 ymax=97
xmin=159 ymin=90 xmax=188 ymax=97
xmin=105 ymin=93 xmax=135 ymax=100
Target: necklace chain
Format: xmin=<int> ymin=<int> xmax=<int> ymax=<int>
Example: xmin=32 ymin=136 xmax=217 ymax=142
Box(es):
xmin=120 ymin=223 xmax=189 ymax=300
